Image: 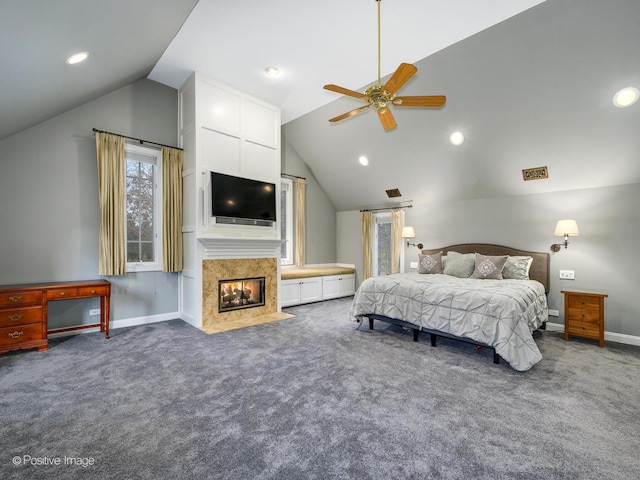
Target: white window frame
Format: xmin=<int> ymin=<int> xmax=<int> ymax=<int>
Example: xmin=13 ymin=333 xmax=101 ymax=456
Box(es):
xmin=280 ymin=178 xmax=294 ymax=265
xmin=125 ymin=143 xmax=163 ymax=273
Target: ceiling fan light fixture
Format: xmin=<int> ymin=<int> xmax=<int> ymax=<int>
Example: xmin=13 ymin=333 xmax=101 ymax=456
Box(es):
xmin=449 ymin=131 xmax=465 ymax=146
xmin=66 ymin=52 xmax=89 ymax=65
xmin=613 ymin=87 xmax=639 ymax=107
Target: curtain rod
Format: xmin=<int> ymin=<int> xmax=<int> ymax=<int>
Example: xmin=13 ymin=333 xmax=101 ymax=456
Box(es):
xmin=360 ymin=203 xmax=413 ymax=213
xmin=92 ymin=128 xmax=183 ymax=151
xmin=281 ymin=173 xmax=306 ymax=181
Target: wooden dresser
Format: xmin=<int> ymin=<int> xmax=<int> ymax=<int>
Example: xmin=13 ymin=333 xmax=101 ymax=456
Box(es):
xmin=561 ymin=290 xmax=607 ymax=347
xmin=0 ymin=280 xmax=110 ymax=355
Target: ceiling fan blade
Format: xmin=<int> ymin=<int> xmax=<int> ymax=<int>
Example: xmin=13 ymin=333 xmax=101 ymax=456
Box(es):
xmin=329 ymin=105 xmax=370 ymax=123
xmin=324 ymin=84 xmax=368 ymax=100
xmin=383 ymin=63 xmax=418 ymax=95
xmin=377 ymin=107 xmax=397 ymax=131
xmin=392 ymin=95 xmax=446 ymax=107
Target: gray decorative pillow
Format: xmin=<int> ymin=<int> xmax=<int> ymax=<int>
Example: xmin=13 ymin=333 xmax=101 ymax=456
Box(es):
xmin=471 ymin=253 xmax=508 ymax=280
xmin=418 ymin=252 xmax=443 ymax=274
xmin=443 ymin=251 xmax=475 ymax=278
xmin=503 ymin=256 xmax=533 ymax=280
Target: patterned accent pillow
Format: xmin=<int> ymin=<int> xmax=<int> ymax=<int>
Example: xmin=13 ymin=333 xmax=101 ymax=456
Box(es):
xmin=418 ymin=252 xmax=443 ymax=274
xmin=503 ymin=256 xmax=533 ymax=280
xmin=442 ymin=251 xmax=476 ymax=278
xmin=471 ymin=253 xmax=508 ymax=279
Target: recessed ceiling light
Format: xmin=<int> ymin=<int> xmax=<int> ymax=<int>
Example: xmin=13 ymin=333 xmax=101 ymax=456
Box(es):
xmin=449 ymin=131 xmax=465 ymax=146
xmin=66 ymin=52 xmax=89 ymax=65
xmin=358 ymin=156 xmax=369 ymax=166
xmin=264 ymin=66 xmax=280 ymax=77
xmin=613 ymin=87 xmax=639 ymax=108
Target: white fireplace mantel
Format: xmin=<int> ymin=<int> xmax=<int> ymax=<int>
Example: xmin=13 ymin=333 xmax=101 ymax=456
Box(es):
xmin=198 ymin=237 xmax=283 ymax=259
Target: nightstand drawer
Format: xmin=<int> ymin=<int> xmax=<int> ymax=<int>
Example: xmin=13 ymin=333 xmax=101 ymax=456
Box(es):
xmin=0 ymin=291 xmax=43 ymax=308
xmin=46 ymin=288 xmax=79 ymax=300
xmin=0 ymin=324 xmax=44 ymax=347
xmin=567 ymin=321 xmax=599 ymax=337
xmin=567 ymin=307 xmax=600 ymax=325
xmin=567 ymin=295 xmax=600 ymax=310
xmin=0 ymin=306 xmax=43 ymax=328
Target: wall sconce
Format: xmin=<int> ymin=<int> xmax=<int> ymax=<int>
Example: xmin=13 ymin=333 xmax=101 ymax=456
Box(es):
xmin=401 ymin=226 xmax=423 ymax=249
xmin=550 ymin=219 xmax=579 ymax=252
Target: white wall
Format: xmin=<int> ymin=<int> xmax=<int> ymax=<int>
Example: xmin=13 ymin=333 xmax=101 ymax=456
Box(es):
xmin=337 ymin=182 xmax=640 ymax=339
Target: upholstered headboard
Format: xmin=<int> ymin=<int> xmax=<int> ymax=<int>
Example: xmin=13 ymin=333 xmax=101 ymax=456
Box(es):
xmin=421 ymin=243 xmax=550 ymax=293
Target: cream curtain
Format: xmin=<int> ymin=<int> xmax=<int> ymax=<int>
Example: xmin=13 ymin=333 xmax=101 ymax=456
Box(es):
xmin=361 ymin=211 xmax=373 ymax=281
xmin=96 ymin=132 xmax=126 ymax=276
xmin=162 ymin=147 xmax=184 ymax=272
xmin=294 ymin=178 xmax=306 ymax=266
xmin=390 ymin=208 xmax=403 ymax=274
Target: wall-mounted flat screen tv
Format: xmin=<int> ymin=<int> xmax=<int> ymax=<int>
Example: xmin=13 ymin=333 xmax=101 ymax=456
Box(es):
xmin=211 ymin=172 xmax=277 ymax=222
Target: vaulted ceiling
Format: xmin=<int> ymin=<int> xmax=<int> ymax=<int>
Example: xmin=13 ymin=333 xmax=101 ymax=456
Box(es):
xmin=3 ymin=0 xmax=639 ymax=212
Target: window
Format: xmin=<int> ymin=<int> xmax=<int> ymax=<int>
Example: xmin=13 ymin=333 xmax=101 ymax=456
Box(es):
xmin=373 ymin=213 xmax=392 ymax=276
xmin=280 ymin=178 xmax=293 ymax=265
xmin=125 ymin=144 xmax=162 ymax=272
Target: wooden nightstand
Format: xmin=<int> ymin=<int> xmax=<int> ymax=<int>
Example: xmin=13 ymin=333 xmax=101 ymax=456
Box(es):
xmin=561 ymin=291 xmax=607 ymax=347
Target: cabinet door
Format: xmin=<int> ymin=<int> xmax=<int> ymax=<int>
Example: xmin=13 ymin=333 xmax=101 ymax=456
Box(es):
xmin=337 ymin=275 xmax=355 ymax=296
xmin=299 ymin=278 xmax=322 ymax=304
xmin=322 ymin=276 xmax=339 ymax=300
xmin=281 ymin=280 xmax=301 ymax=307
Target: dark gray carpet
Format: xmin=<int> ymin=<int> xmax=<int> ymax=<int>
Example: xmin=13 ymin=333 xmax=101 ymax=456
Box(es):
xmin=1 ymin=297 xmax=639 ymax=480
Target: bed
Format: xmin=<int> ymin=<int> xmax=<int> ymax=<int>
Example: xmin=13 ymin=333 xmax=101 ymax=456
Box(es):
xmin=348 ymin=244 xmax=550 ymax=371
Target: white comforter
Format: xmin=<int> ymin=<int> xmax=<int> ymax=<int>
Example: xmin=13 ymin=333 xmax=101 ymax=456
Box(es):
xmin=348 ymin=273 xmax=548 ymax=371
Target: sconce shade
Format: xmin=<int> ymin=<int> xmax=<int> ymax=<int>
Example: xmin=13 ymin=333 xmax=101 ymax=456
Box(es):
xmin=401 ymin=226 xmax=416 ymax=239
xmin=554 ymin=219 xmax=579 ymax=237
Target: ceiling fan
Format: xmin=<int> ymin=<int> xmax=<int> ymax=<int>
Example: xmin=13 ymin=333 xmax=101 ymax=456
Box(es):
xmin=323 ymin=0 xmax=446 ymax=131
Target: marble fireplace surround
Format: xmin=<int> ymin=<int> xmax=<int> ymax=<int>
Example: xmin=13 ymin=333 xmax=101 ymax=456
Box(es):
xmin=199 ymin=238 xmax=281 ymax=331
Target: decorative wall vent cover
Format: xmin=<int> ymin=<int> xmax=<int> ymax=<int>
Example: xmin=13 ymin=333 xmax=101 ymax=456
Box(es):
xmin=522 ymin=166 xmax=548 ymax=181
xmin=386 ymin=188 xmax=402 ymax=198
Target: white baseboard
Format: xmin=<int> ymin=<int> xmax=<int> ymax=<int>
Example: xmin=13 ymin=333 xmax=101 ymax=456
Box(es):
xmin=545 ymin=322 xmax=640 ymax=347
xmin=47 ymin=312 xmax=180 ymax=338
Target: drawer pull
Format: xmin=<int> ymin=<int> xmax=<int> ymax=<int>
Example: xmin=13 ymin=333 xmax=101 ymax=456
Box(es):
xmin=8 ymin=314 xmax=23 ymax=322
xmin=91 ymin=290 xmax=96 ymax=294
xmin=59 ymin=292 xmax=65 ymax=297
xmin=8 ymin=331 xmax=24 ymax=339
xmin=9 ymin=296 xmax=22 ymax=302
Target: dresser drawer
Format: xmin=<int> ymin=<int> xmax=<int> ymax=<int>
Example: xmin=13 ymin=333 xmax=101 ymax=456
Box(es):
xmin=567 ymin=295 xmax=601 ymax=310
xmin=78 ymin=286 xmax=109 ymax=297
xmin=0 ymin=306 xmax=43 ymax=328
xmin=46 ymin=288 xmax=79 ymax=300
xmin=0 ymin=324 xmax=44 ymax=347
xmin=0 ymin=291 xmax=43 ymax=308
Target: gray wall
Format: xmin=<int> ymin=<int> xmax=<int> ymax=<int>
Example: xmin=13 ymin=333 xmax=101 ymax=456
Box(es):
xmin=282 ymin=136 xmax=337 ymax=265
xmin=337 ymin=182 xmax=640 ymax=339
xmin=0 ymin=79 xmax=180 ymax=327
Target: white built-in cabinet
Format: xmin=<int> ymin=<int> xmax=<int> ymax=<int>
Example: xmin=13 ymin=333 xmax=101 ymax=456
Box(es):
xmin=281 ymin=278 xmax=323 ymax=307
xmin=281 ymin=274 xmax=355 ymax=307
xmin=322 ymin=274 xmax=356 ymax=300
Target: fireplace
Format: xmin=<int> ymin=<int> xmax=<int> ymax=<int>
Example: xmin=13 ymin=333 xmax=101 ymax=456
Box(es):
xmin=219 ymin=277 xmax=265 ymax=312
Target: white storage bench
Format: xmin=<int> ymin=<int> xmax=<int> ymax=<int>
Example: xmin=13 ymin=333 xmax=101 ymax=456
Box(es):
xmin=281 ymin=264 xmax=356 ymax=307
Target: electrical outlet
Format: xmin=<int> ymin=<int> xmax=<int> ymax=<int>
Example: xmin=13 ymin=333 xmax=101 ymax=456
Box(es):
xmin=548 ymin=309 xmax=559 ymax=317
xmin=559 ymin=270 xmax=575 ymax=280
xmin=410 ymin=261 xmax=418 ymax=269
xmin=89 ymin=309 xmax=100 ymax=316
